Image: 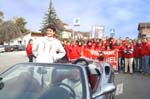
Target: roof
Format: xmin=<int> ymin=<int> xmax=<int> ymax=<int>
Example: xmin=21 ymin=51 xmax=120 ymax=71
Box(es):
xmin=31 ymin=32 xmax=42 ymax=37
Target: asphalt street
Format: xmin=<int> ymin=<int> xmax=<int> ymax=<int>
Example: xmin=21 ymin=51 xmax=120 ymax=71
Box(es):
xmin=115 ymin=73 xmax=150 ymax=99
xmin=0 ymin=51 xmax=150 ymax=99
xmin=0 ymin=51 xmax=28 ymax=73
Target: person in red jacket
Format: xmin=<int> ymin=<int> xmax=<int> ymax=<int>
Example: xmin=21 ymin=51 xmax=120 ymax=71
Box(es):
xmin=64 ymin=41 xmax=71 ymax=61
xmin=71 ymin=40 xmax=82 ymax=60
xmin=26 ymin=39 xmax=34 ymax=62
xmin=113 ymin=39 xmax=124 ymax=72
xmin=123 ymin=41 xmax=134 ymax=73
xmin=65 ymin=40 xmax=81 ymax=62
xmin=81 ymin=40 xmax=94 ymax=59
xmin=141 ymin=37 xmax=150 ymax=75
xmin=133 ymin=39 xmax=142 ymax=72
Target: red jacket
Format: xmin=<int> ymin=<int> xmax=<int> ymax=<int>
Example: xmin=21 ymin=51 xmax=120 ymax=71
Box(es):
xmin=72 ymin=44 xmax=81 ymax=59
xmin=123 ymin=44 xmax=134 ymax=58
xmin=141 ymin=42 xmax=149 ymax=56
xmin=64 ymin=44 xmax=71 ymax=60
xmin=65 ymin=44 xmax=81 ymax=61
xmin=113 ymin=45 xmax=124 ymax=58
xmin=26 ymin=43 xmax=32 ymax=56
xmin=82 ymin=48 xmax=92 ymax=59
xmin=134 ymin=44 xmax=142 ymax=58
xmin=147 ymin=42 xmax=150 ymax=55
xmin=94 ymin=43 xmax=105 ymax=51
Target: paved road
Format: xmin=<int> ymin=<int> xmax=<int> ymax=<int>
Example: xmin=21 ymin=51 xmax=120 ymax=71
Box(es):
xmin=0 ymin=51 xmax=28 ymax=73
xmin=0 ymin=51 xmax=150 ymax=99
xmin=115 ymin=73 xmax=150 ymax=99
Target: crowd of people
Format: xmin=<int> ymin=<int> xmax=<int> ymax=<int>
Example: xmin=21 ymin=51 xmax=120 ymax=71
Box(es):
xmin=61 ymin=36 xmax=150 ymax=75
xmin=26 ymin=24 xmax=150 ymax=76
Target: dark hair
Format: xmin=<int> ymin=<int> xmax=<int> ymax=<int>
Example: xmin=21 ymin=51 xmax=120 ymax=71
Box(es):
xmin=97 ymin=51 xmax=104 ymax=61
xmin=28 ymin=39 xmax=33 ymax=43
xmin=46 ymin=24 xmax=56 ymax=32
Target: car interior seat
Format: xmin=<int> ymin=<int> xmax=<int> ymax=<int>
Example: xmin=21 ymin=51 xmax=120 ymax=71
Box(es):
xmin=3 ymin=72 xmax=42 ymax=93
xmin=51 ymin=69 xmax=66 ymax=84
xmin=72 ymin=58 xmax=100 ymax=92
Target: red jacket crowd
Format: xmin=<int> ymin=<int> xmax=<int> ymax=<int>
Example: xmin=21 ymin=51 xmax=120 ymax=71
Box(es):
xmin=62 ymin=37 xmax=150 ymax=62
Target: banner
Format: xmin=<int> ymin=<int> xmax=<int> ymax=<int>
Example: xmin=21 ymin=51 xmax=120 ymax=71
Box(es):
xmin=103 ymin=50 xmax=118 ymax=71
xmin=82 ymin=49 xmax=118 ymax=71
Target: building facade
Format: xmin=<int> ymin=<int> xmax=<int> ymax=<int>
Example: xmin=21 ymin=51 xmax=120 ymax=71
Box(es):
xmin=138 ymin=23 xmax=150 ymax=38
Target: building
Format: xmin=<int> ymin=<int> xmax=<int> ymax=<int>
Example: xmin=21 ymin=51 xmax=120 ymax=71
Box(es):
xmin=61 ymin=24 xmax=89 ymax=40
xmin=138 ymin=23 xmax=150 ymax=38
xmin=74 ymin=31 xmax=90 ymax=40
xmin=90 ymin=25 xmax=104 ymax=39
xmin=61 ymin=24 xmax=72 ymax=39
xmin=4 ymin=32 xmax=43 ymax=46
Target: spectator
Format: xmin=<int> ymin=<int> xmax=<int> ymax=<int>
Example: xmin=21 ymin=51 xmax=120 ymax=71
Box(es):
xmin=124 ymin=41 xmax=134 ymax=74
xmin=133 ymin=39 xmax=142 ymax=72
xmin=26 ymin=39 xmax=34 ymax=62
xmin=141 ymin=37 xmax=150 ymax=75
xmin=113 ymin=39 xmax=124 ymax=72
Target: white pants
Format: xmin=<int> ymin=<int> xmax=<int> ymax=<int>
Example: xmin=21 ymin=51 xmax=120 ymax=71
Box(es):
xmin=124 ymin=58 xmax=133 ymax=73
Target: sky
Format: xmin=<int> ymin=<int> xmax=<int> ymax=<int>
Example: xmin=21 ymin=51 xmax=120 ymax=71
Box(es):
xmin=0 ymin=0 xmax=150 ymax=39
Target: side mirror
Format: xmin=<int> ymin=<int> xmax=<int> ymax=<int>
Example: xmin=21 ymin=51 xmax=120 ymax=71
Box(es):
xmin=92 ymin=83 xmax=116 ymax=98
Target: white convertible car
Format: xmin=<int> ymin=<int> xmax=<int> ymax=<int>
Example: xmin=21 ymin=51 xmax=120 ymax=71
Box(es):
xmin=0 ymin=58 xmax=116 ymax=99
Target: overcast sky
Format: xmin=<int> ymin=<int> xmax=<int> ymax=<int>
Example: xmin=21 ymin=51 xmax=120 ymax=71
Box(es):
xmin=0 ymin=0 xmax=150 ymax=39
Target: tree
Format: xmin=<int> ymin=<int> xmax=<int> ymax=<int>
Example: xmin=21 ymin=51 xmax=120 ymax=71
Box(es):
xmin=54 ymin=19 xmax=66 ymax=38
xmin=0 ymin=21 xmax=21 ymax=43
xmin=40 ymin=0 xmax=65 ymax=38
xmin=15 ymin=17 xmax=28 ymax=33
xmin=41 ymin=0 xmax=57 ymax=31
xmin=0 ymin=11 xmax=4 ymax=24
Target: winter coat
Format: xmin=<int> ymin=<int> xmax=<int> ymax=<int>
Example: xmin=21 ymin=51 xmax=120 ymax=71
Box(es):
xmin=26 ymin=43 xmax=33 ymax=56
xmin=32 ymin=37 xmax=66 ymax=63
xmin=123 ymin=44 xmax=134 ymax=58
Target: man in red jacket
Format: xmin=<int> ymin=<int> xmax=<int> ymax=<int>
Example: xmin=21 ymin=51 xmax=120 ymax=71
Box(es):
xmin=113 ymin=39 xmax=124 ymax=72
xmin=141 ymin=37 xmax=150 ymax=75
xmin=134 ymin=39 xmax=142 ymax=72
xmin=26 ymin=39 xmax=34 ymax=62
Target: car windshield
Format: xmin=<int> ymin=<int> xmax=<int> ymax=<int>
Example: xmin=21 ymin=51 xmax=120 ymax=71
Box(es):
xmin=0 ymin=63 xmax=85 ymax=99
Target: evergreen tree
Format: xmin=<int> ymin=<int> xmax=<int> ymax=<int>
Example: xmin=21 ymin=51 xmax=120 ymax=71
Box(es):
xmin=41 ymin=0 xmax=57 ymax=33
xmin=40 ymin=0 xmax=65 ymax=38
xmin=0 ymin=11 xmax=4 ymax=24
